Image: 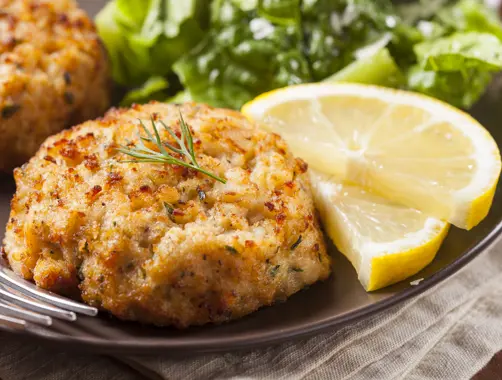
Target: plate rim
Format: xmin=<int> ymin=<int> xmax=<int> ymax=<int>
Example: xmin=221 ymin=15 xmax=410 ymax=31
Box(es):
xmin=1 ymin=0 xmax=500 ymax=358
xmin=4 ymin=217 xmax=502 ymax=355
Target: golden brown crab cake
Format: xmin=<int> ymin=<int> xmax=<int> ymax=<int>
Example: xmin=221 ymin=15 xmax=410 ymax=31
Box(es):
xmin=3 ymin=102 xmax=331 ymax=327
xmin=0 ymin=0 xmax=110 ymax=170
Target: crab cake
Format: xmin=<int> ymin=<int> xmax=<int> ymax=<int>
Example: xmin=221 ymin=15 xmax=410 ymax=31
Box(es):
xmin=3 ymin=102 xmax=330 ymax=327
xmin=0 ymin=0 xmax=110 ymax=170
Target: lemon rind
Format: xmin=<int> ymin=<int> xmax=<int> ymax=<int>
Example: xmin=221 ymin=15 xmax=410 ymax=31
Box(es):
xmin=242 ymin=83 xmax=501 ymax=230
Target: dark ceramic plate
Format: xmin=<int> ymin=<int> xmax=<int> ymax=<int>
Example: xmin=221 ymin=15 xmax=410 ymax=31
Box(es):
xmin=0 ymin=0 xmax=501 ymax=355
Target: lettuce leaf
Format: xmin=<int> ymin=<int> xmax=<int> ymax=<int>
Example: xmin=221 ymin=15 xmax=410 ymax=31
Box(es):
xmin=325 ymin=46 xmax=403 ymax=87
xmin=114 ymin=0 xmax=151 ymax=28
xmin=408 ymin=32 xmax=502 ymax=108
xmin=98 ymin=0 xmax=502 ymax=111
xmin=120 ymin=77 xmax=170 ymax=107
xmin=415 ymin=32 xmax=502 ymax=71
xmin=174 ymin=0 xmax=310 ymax=109
xmin=396 ymin=0 xmax=453 ymax=25
xmin=257 ymin=0 xmax=301 ymax=25
xmin=95 ymin=1 xmax=135 ymax=85
xmin=167 ymin=90 xmax=193 ymax=104
xmin=393 ymin=0 xmax=502 ymax=108
xmin=301 ymin=0 xmax=397 ymax=81
xmin=407 ymin=67 xmax=492 ymax=108
xmin=436 ymin=0 xmax=502 ymax=39
xmin=96 ymin=0 xmax=210 ymax=86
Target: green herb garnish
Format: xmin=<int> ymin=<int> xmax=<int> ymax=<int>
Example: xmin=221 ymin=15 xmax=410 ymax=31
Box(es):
xmin=225 ymin=245 xmax=238 ymax=255
xmin=163 ymin=202 xmax=175 ymax=222
xmin=270 ymin=265 xmax=281 ymax=277
xmin=291 ymin=236 xmax=302 ymax=251
xmin=2 ymin=104 xmax=20 ymax=119
xmin=163 ymin=202 xmax=174 ymax=214
xmin=118 ymin=113 xmax=226 ymax=184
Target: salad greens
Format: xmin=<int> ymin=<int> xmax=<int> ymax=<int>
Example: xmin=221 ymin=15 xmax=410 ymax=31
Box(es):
xmin=96 ymin=0 xmax=502 ymax=109
xmin=403 ymin=1 xmax=502 ymax=107
xmin=120 ymin=76 xmax=170 ymax=106
xmin=302 ymin=0 xmax=396 ymax=81
xmin=96 ymin=0 xmax=210 ymax=86
xmin=173 ymin=0 xmax=310 ymax=109
xmin=324 ymin=47 xmax=404 ymax=87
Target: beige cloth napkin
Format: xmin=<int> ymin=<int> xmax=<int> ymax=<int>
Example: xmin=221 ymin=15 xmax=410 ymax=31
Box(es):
xmin=0 ymin=238 xmax=502 ymax=380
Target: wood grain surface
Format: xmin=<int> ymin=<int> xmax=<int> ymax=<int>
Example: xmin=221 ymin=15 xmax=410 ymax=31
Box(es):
xmin=474 ymin=351 xmax=502 ymax=379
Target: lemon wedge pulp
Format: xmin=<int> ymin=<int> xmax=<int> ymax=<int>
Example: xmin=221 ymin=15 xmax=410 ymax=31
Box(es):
xmin=310 ymin=171 xmax=449 ymax=291
xmin=242 ymin=83 xmax=501 ymax=230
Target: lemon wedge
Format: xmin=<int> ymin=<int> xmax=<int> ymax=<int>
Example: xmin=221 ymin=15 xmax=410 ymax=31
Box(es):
xmin=242 ymin=83 xmax=501 ymax=230
xmin=310 ymin=171 xmax=449 ymax=291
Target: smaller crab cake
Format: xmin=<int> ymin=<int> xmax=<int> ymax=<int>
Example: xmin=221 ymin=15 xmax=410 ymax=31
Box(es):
xmin=3 ymin=103 xmax=331 ymax=327
xmin=0 ymin=0 xmax=110 ymax=170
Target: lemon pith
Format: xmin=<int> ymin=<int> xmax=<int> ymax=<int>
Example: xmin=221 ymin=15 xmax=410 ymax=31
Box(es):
xmin=310 ymin=171 xmax=449 ymax=291
xmin=242 ymin=83 xmax=500 ymax=291
xmin=366 ymin=224 xmax=450 ymax=291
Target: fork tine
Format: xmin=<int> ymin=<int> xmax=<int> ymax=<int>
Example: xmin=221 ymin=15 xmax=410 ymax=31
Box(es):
xmin=0 ymin=300 xmax=52 ymax=326
xmin=0 ymin=266 xmax=98 ymax=316
xmin=0 ymin=312 xmax=28 ymax=330
xmin=0 ymin=285 xmax=76 ymax=321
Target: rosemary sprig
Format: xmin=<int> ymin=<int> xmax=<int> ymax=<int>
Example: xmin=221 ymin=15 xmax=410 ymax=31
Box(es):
xmin=118 ymin=113 xmax=226 ymax=184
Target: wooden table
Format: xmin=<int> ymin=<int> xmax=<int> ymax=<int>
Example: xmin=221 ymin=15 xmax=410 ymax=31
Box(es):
xmin=474 ymin=352 xmax=502 ymax=379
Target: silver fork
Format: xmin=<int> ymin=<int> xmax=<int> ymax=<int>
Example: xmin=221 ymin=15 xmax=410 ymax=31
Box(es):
xmin=0 ymin=265 xmax=97 ymax=329
xmin=0 ymin=265 xmax=165 ymax=380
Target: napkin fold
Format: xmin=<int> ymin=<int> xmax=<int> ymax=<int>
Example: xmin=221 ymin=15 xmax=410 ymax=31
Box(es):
xmin=1 ymin=238 xmax=502 ymax=380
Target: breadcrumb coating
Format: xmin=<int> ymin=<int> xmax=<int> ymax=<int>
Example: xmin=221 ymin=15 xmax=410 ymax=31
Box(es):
xmin=3 ymin=102 xmax=331 ymax=327
xmin=0 ymin=0 xmax=110 ymax=170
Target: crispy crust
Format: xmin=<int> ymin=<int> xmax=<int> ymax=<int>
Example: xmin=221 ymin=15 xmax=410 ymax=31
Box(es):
xmin=0 ymin=0 xmax=110 ymax=170
xmin=3 ymin=102 xmax=331 ymax=327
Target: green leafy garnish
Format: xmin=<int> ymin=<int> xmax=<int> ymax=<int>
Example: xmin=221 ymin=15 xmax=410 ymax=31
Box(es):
xmin=415 ymin=32 xmax=502 ymax=71
xmin=173 ymin=0 xmax=310 ymax=109
xmin=270 ymin=264 xmax=281 ymax=277
xmin=96 ymin=0 xmax=210 ymax=86
xmin=163 ymin=202 xmax=174 ymax=215
xmin=120 ymin=76 xmax=170 ymax=107
xmin=408 ymin=32 xmax=502 ymax=108
xmin=225 ymin=245 xmax=238 ymax=255
xmin=118 ymin=113 xmax=226 ymax=183
xmin=324 ymin=46 xmax=403 ymax=88
xmin=290 ymin=236 xmax=302 ymax=251
xmin=436 ymin=0 xmax=502 ymax=40
xmin=302 ymin=0 xmax=396 ymax=81
xmin=96 ymin=0 xmax=502 ymax=110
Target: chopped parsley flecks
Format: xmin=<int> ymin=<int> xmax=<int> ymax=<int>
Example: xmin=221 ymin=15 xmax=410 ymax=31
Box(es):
xmin=270 ymin=265 xmax=281 ymax=277
xmin=225 ymin=245 xmax=238 ymax=255
xmin=291 ymin=235 xmax=302 ymax=250
xmin=2 ymin=104 xmax=20 ymax=119
xmin=164 ymin=202 xmax=175 ymax=221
